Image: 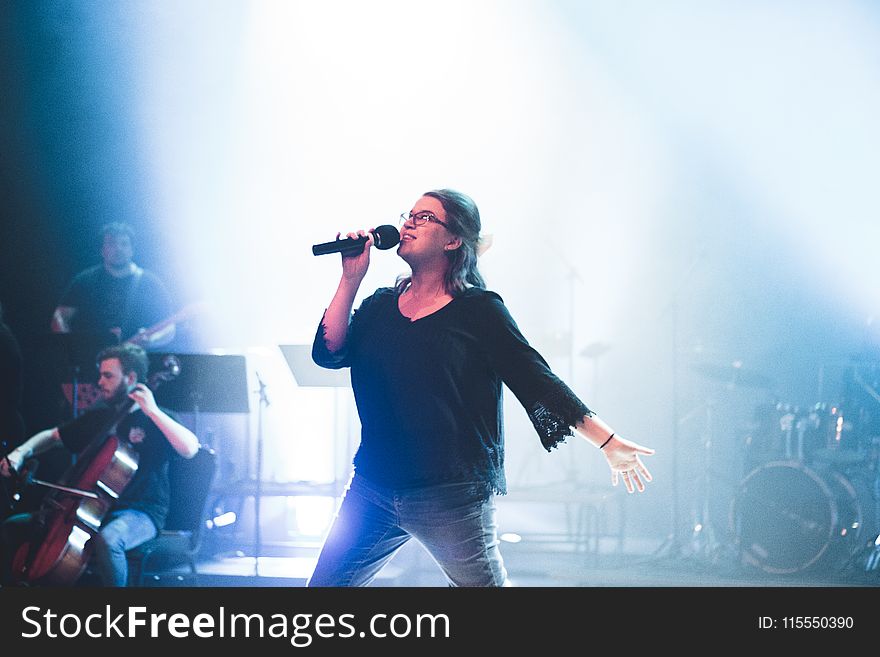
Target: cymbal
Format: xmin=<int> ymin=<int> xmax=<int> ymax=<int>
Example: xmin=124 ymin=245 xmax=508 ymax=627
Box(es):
xmin=691 ymin=361 xmax=773 ymax=388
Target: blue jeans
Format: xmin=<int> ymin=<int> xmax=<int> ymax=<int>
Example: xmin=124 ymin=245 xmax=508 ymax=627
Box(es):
xmin=91 ymin=509 xmax=157 ymax=587
xmin=308 ymin=475 xmax=509 ymax=587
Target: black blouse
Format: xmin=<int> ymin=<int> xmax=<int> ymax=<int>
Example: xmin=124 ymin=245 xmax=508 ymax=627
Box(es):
xmin=312 ymin=287 xmax=592 ymax=495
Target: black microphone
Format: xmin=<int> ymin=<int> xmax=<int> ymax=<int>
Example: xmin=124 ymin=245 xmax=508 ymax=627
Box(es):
xmin=312 ymin=225 xmax=400 ymax=256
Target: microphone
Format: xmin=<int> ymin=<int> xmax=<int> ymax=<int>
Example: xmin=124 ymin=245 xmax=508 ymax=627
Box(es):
xmin=312 ymin=225 xmax=400 ymax=256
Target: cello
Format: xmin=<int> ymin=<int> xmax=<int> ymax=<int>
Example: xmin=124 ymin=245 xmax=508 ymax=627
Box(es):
xmin=10 ymin=355 xmax=180 ymax=585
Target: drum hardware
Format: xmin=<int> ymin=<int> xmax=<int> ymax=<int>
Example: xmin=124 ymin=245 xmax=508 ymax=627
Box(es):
xmin=730 ymin=460 xmax=874 ymax=576
xmin=745 ymin=401 xmax=867 ymax=470
xmin=734 ymin=352 xmax=880 ymax=577
xmin=864 ymin=535 xmax=880 ymax=575
xmin=805 ymin=403 xmax=867 ymax=466
xmin=686 ymin=400 xmax=718 ymax=559
xmin=743 ymin=402 xmax=805 ymax=471
xmin=834 ymin=532 xmax=880 ymax=582
xmin=787 ymin=406 xmax=807 ymax=461
xmin=680 ymin=357 xmax=771 ymax=563
xmin=677 ymin=398 xmax=740 ymax=563
xmin=853 ymin=370 xmax=880 ymax=406
xmin=843 ymin=357 xmax=880 ymax=439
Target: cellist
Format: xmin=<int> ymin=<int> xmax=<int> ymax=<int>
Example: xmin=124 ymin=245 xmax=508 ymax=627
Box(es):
xmin=1 ymin=343 xmax=198 ymax=586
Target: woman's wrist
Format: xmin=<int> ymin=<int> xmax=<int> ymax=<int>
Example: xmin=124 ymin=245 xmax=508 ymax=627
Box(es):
xmin=574 ymin=414 xmax=616 ymax=449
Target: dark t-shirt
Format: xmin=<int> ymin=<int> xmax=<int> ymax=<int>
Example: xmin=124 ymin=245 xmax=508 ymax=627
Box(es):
xmin=58 ymin=402 xmax=178 ymax=530
xmin=58 ymin=265 xmax=172 ymax=342
xmin=312 ymin=287 xmax=591 ymax=494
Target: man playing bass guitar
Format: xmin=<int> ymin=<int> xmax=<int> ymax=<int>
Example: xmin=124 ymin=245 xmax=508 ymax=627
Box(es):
xmin=0 ymin=343 xmax=199 ymax=586
xmin=51 ymin=222 xmax=176 ymax=348
xmin=50 ymin=221 xmax=181 ymax=415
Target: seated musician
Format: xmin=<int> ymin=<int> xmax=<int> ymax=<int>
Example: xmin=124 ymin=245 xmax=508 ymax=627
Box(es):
xmin=0 ymin=343 xmax=198 ymax=586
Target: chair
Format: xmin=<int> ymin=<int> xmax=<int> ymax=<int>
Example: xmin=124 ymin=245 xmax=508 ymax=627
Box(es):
xmin=127 ymin=446 xmax=217 ymax=586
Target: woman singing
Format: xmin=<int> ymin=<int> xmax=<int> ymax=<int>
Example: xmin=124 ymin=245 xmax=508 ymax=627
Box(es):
xmin=309 ymin=189 xmax=654 ymax=586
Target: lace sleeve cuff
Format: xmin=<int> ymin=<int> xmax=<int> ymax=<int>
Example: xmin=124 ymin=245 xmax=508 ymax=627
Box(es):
xmin=528 ymin=386 xmax=594 ymax=451
xmin=311 ymin=312 xmax=349 ymax=369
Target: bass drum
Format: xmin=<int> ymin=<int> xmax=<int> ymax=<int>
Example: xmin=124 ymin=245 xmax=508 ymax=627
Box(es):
xmin=730 ymin=461 xmax=868 ymax=575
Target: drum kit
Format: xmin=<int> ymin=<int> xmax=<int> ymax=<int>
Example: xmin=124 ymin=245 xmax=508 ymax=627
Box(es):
xmin=695 ymin=358 xmax=880 ymax=577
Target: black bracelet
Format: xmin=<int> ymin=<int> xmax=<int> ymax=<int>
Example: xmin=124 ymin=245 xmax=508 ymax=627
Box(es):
xmin=599 ymin=433 xmax=615 ymax=449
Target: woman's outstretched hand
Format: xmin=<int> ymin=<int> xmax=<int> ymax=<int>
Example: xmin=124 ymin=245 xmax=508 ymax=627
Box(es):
xmin=602 ymin=435 xmax=655 ymax=493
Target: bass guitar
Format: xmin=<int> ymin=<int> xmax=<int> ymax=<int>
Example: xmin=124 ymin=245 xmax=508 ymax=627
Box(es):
xmin=61 ymin=301 xmax=206 ymax=413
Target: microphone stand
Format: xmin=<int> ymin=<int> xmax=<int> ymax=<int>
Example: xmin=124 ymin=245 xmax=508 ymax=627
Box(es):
xmin=562 ymin=256 xmax=584 ymax=484
xmin=648 ymin=247 xmax=705 ymax=563
xmin=516 ymin=240 xmax=587 ymax=489
xmin=519 ymin=242 xmax=592 ymax=484
xmin=252 ymin=371 xmax=270 ymax=577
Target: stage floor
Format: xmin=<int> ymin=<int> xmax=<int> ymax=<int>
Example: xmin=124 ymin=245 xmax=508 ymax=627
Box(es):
xmin=143 ymin=536 xmax=880 ymax=588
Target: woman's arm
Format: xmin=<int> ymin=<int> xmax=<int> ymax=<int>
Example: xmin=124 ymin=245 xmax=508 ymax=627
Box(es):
xmin=320 ymin=230 xmax=374 ymax=353
xmin=574 ymin=414 xmax=654 ymax=493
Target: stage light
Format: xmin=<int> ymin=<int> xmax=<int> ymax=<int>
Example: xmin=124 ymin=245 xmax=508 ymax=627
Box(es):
xmin=211 ymin=511 xmax=237 ymax=528
xmin=286 ymin=495 xmax=336 ymax=537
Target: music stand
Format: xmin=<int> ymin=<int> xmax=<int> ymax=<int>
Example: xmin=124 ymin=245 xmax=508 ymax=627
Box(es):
xmin=41 ymin=332 xmax=117 ymax=418
xmin=279 ymin=344 xmax=353 ymax=536
xmin=148 ymin=353 xmax=250 ymax=434
xmin=279 ymin=344 xmax=350 ymax=388
xmin=147 ymin=352 xmax=255 ymax=569
xmin=279 ymin=343 xmax=351 ymax=465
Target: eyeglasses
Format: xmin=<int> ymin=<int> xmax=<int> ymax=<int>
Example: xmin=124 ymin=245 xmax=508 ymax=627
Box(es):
xmin=399 ymin=211 xmax=449 ymax=229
